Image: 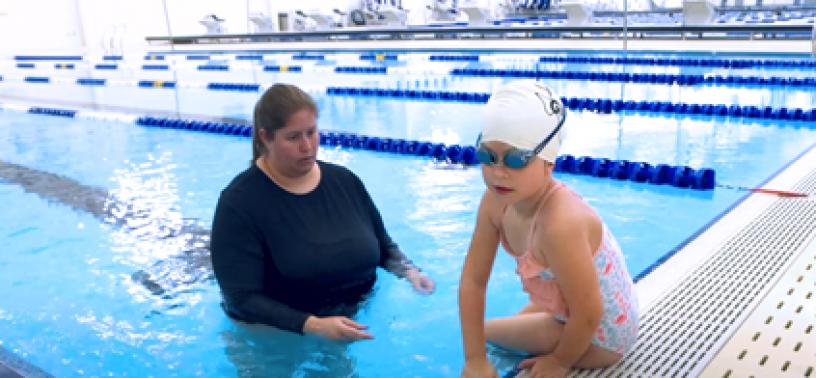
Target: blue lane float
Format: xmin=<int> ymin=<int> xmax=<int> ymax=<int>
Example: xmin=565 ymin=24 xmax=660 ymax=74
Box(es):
xmin=28 ymin=107 xmax=77 ymax=118
xmin=16 ymin=63 xmax=35 ymax=69
xmin=452 ymin=68 xmax=816 ymax=88
xmin=133 ymin=115 xmax=714 ymax=190
xmin=136 ymin=116 xmax=253 ymax=137
xmin=537 ymin=55 xmax=816 ymax=69
xmin=327 ymin=87 xmax=490 ymax=103
xmin=54 ymin=63 xmax=75 ymax=70
xmin=144 ymin=55 xmax=165 ymax=60
xmin=430 ymin=55 xmax=480 ymax=62
xmin=318 ymin=131 xmax=478 ymax=165
xmin=206 ymin=82 xmax=260 ymax=92
xmin=452 ymin=68 xmax=704 ymax=85
xmin=95 ymin=64 xmax=118 ymax=70
xmin=133 ymin=116 xmax=479 ymax=165
xmin=334 ymin=66 xmax=387 ymax=74
xmin=103 ymin=55 xmax=123 ymax=61
xmin=554 ymin=155 xmax=715 ymax=190
xmin=327 ymin=87 xmax=816 ymax=123
xmin=561 ymin=96 xmax=816 ymax=122
xmin=186 ymin=55 xmax=210 ymax=61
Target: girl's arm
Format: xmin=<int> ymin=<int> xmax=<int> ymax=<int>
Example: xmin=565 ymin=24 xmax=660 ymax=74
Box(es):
xmin=536 ymin=208 xmax=604 ymax=368
xmin=459 ymin=191 xmax=502 ymax=375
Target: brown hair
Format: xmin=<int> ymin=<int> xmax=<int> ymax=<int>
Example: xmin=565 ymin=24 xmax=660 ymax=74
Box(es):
xmin=251 ymin=84 xmax=318 ymax=164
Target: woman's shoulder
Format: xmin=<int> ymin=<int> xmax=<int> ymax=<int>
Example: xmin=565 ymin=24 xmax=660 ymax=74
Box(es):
xmin=318 ymin=160 xmax=354 ymax=176
xmin=317 ymin=160 xmax=363 ymax=185
xmin=220 ymin=165 xmax=264 ymax=200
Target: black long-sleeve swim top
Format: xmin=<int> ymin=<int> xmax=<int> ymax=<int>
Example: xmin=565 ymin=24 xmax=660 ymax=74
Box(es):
xmin=210 ymin=160 xmax=415 ymax=333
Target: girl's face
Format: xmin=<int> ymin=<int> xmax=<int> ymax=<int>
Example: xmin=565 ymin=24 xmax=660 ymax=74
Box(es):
xmin=263 ymin=108 xmax=319 ymax=178
xmin=479 ymin=140 xmax=551 ymax=205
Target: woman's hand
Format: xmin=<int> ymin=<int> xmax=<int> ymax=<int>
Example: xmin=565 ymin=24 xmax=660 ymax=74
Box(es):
xmin=406 ymin=268 xmax=435 ymax=294
xmin=303 ymin=315 xmax=374 ymax=341
xmin=461 ymin=358 xmax=499 ymax=378
xmin=517 ymin=354 xmax=569 ymax=378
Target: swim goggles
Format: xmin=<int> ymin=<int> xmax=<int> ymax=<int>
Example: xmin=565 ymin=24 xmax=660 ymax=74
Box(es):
xmin=475 ymin=99 xmax=566 ymax=170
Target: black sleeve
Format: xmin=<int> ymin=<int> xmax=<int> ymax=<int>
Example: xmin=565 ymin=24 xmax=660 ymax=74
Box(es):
xmin=351 ymin=174 xmax=419 ymax=278
xmin=210 ymin=194 xmax=311 ymax=334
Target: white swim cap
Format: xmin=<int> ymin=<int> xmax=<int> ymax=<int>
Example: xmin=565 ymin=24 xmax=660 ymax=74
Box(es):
xmin=480 ymin=80 xmax=566 ymax=163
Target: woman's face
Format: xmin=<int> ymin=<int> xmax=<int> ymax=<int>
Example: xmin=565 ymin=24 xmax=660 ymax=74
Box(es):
xmin=479 ymin=140 xmax=550 ymax=205
xmin=263 ymin=108 xmax=319 ymax=178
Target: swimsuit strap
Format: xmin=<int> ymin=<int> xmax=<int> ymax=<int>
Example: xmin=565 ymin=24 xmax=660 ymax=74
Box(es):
xmin=524 ymin=180 xmax=564 ymax=254
xmin=499 ymin=180 xmax=564 ymax=259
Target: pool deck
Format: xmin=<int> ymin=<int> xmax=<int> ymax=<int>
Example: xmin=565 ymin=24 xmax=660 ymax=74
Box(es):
xmin=568 ymin=142 xmax=816 ymax=377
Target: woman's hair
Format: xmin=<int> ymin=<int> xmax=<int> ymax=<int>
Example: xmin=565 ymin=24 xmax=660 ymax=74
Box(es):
xmin=251 ymin=84 xmax=318 ymax=164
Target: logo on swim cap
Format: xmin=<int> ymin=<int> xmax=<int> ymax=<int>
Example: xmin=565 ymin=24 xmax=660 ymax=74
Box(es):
xmin=532 ymin=82 xmax=563 ymax=117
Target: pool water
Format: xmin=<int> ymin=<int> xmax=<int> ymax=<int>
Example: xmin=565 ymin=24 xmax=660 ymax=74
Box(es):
xmin=1 ymin=50 xmax=815 ymax=377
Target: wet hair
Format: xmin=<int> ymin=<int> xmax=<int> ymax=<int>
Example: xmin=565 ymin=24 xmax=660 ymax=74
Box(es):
xmin=251 ymin=84 xmax=318 ymax=164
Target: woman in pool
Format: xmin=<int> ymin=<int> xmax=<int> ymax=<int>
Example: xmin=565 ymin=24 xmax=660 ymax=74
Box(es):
xmin=211 ymin=83 xmax=435 ymax=342
xmin=458 ymin=81 xmax=639 ymax=377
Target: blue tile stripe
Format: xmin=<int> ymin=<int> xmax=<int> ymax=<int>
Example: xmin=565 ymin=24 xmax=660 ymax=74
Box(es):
xmin=24 ymin=76 xmax=50 ymax=83
xmin=137 ymin=80 xmax=176 ymax=88
xmin=142 ymin=64 xmax=169 ymax=70
xmin=76 ymin=78 xmax=106 ymax=86
xmin=14 ymin=55 xmax=82 ymax=61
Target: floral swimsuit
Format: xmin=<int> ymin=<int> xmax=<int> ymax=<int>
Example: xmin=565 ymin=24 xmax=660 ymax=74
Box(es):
xmin=500 ymin=181 xmax=639 ymax=355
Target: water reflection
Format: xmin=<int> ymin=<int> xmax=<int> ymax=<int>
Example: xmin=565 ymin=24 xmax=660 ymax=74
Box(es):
xmin=105 ymin=151 xmax=212 ymax=311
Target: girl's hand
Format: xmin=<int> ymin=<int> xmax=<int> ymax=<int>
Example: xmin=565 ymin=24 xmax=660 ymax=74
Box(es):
xmin=303 ymin=316 xmax=373 ymax=341
xmin=406 ymin=268 xmax=435 ymax=294
xmin=461 ymin=358 xmax=499 ymax=378
xmin=518 ymin=354 xmax=569 ymax=378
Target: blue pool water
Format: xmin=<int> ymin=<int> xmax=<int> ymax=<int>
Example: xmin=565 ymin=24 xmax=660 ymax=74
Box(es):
xmin=1 ymin=50 xmax=815 ymax=377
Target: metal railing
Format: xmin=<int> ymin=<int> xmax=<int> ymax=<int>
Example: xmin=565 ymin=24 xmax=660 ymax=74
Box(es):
xmin=145 ymin=24 xmax=815 ymax=45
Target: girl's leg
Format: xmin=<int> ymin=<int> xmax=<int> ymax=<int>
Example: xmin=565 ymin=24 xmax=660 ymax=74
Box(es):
xmin=485 ymin=312 xmax=621 ymax=368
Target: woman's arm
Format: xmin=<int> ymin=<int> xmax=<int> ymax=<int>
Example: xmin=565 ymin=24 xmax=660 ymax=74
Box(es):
xmin=210 ymin=195 xmax=311 ymax=333
xmin=350 ymin=174 xmax=419 ymax=278
xmin=535 ymin=208 xmax=604 ymax=369
xmin=459 ymin=191 xmax=502 ymax=377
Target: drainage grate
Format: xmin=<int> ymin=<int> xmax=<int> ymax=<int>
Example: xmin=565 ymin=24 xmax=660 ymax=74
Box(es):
xmin=700 ymin=239 xmax=816 ymax=377
xmin=571 ymin=170 xmax=816 ymax=378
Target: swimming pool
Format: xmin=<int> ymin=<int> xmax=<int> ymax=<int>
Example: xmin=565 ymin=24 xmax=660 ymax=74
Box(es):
xmin=1 ymin=50 xmax=815 ymax=376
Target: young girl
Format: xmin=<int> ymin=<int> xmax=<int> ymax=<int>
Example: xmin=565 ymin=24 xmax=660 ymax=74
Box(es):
xmin=458 ymin=81 xmax=639 ymax=378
